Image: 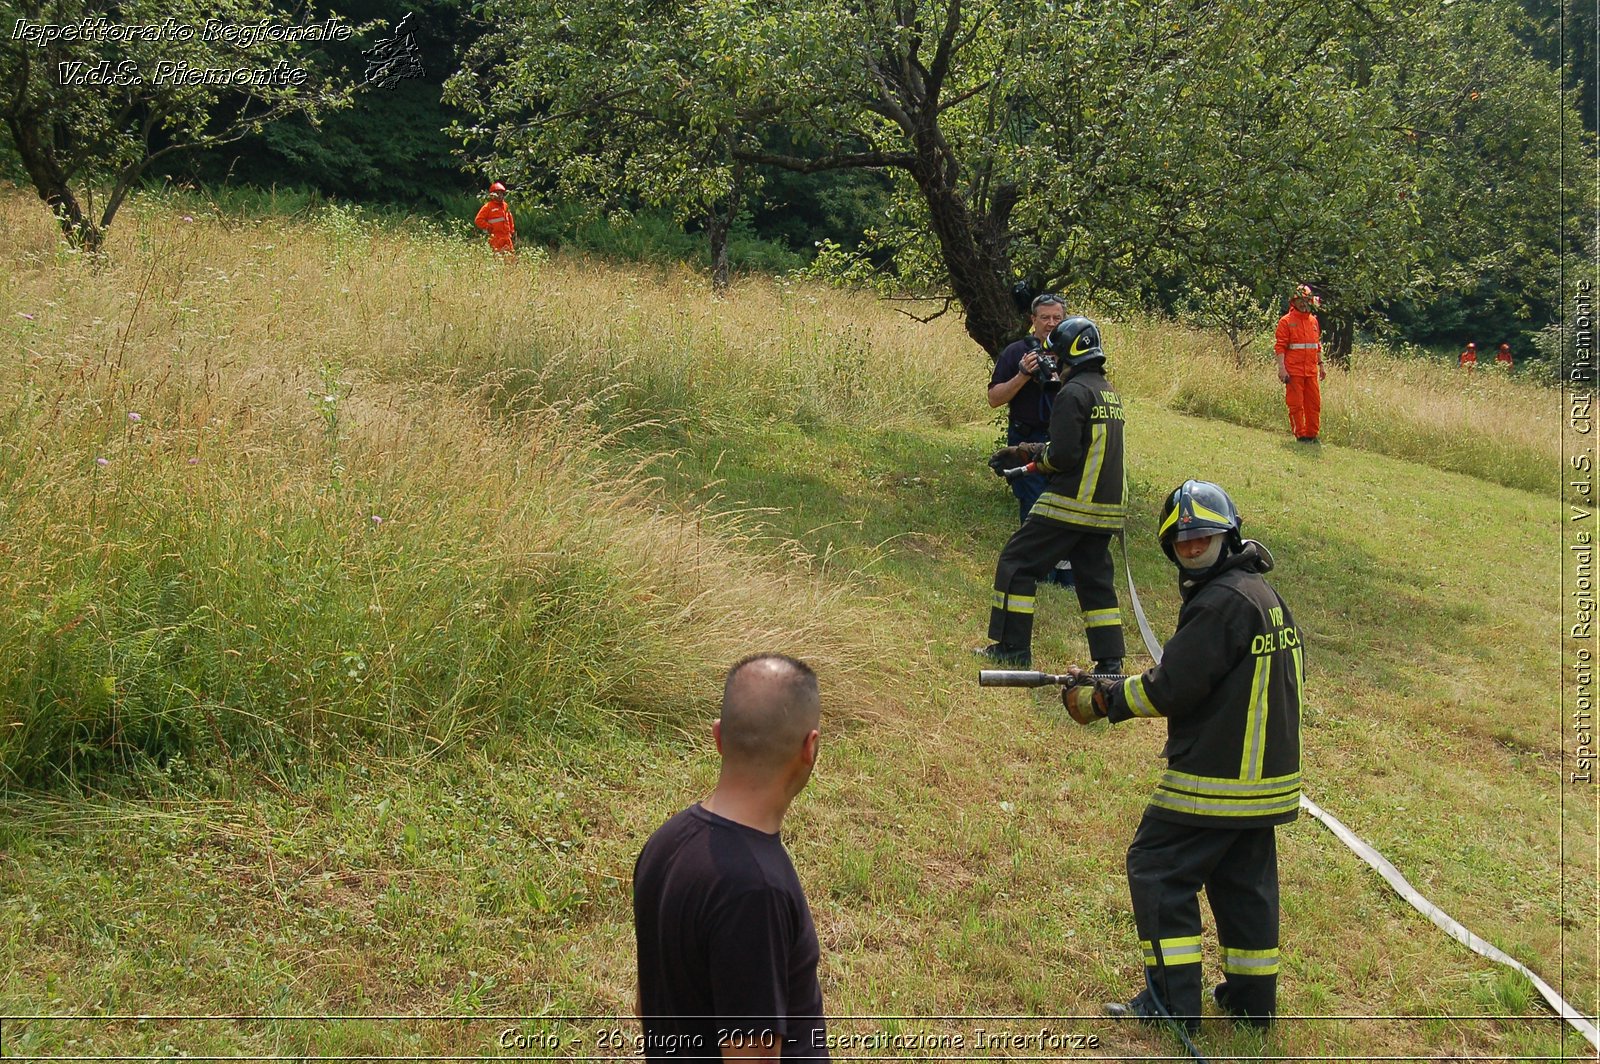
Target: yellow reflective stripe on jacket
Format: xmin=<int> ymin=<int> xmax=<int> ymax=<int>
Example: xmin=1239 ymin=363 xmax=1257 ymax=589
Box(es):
xmin=1159 ymin=768 xmax=1301 ymax=794
xmin=1076 ymin=423 xmax=1107 ymax=503
xmin=1287 ymin=342 xmax=1321 ymax=349
xmin=1148 ymin=789 xmax=1301 ymax=818
xmin=1292 ymin=643 xmax=1305 ymax=763
xmin=992 ymin=589 xmax=1036 ymax=615
xmin=1123 ymin=676 xmax=1162 ymax=717
xmin=1221 ymin=946 xmax=1280 ymax=976
xmin=1240 ymin=655 xmax=1271 ymax=780
xmin=1034 ymin=492 xmax=1124 ymax=516
xmin=1032 ymin=493 xmax=1125 ymax=530
xmin=1141 ymin=936 xmax=1202 ymax=966
xmin=1083 ymin=607 xmax=1121 ymax=629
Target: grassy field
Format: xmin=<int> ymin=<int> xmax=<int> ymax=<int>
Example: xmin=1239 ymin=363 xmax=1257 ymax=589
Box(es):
xmin=0 ymin=189 xmax=1591 ymax=1061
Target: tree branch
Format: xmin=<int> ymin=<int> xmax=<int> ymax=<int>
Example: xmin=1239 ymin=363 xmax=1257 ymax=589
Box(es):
xmin=936 ymin=78 xmax=989 ymax=115
xmin=863 ymin=51 xmax=917 ymax=133
xmin=925 ymin=0 xmax=963 ymax=103
xmin=891 ymin=294 xmax=957 ymax=323
xmin=732 ymin=147 xmax=915 ymax=172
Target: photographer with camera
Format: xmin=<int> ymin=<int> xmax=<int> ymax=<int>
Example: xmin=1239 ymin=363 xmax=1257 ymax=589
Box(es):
xmin=976 ymin=317 xmax=1125 ymax=671
xmin=989 ymin=293 xmax=1074 ymax=588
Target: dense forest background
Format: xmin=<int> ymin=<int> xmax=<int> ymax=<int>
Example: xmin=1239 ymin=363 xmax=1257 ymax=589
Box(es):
xmin=2 ymin=0 xmax=1594 ymax=356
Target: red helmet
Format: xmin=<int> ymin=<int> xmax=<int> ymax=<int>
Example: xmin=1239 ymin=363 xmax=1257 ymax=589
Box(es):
xmin=1294 ymin=284 xmax=1321 ymax=309
xmin=1467 ymin=343 xmax=1476 ymax=350
xmin=489 ymin=181 xmax=507 ymax=193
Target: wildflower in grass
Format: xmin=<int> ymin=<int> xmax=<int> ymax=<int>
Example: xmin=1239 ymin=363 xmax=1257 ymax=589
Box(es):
xmin=128 ymin=412 xmax=141 ymax=423
xmin=182 ymin=215 xmax=194 ymax=222
xmin=17 ymin=313 xmax=34 ymax=320
xmin=324 ymin=394 xmax=337 ymax=404
xmin=95 ymin=456 xmax=109 ymax=467
xmin=188 ymin=457 xmax=200 ymax=465
xmin=371 ymin=515 xmax=383 ymax=525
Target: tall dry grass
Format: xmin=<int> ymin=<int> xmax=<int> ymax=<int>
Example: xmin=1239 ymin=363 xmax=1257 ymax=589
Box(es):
xmin=14 ymin=193 xmax=983 ymax=440
xmin=0 ymin=187 xmax=1561 ymax=785
xmin=1105 ymin=318 xmax=1560 ymax=494
xmin=0 ymin=192 xmax=898 ymax=787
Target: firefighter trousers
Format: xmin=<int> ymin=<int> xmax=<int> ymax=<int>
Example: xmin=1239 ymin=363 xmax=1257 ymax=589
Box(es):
xmin=1126 ymin=813 xmax=1281 ymax=1026
xmin=1284 ymin=373 xmax=1321 ymax=439
xmin=987 ymin=518 xmax=1124 ymax=661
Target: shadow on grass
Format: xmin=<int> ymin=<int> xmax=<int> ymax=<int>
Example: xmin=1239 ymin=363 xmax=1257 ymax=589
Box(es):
xmin=621 ymin=415 xmax=1492 ymax=699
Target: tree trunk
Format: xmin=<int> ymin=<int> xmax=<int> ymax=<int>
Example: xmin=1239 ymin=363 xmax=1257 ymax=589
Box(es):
xmin=707 ymin=152 xmax=746 ymax=294
xmin=5 ymin=113 xmax=101 ymax=249
xmin=1227 ymin=328 xmax=1248 ymax=368
xmin=1324 ymin=317 xmax=1353 ymax=368
xmin=906 ymin=158 xmax=1020 ymax=358
xmin=707 ymin=210 xmax=731 ymax=293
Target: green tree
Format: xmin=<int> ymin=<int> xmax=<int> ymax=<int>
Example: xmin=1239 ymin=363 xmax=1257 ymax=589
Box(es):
xmin=445 ymin=0 xmax=770 ymax=288
xmin=0 ymin=0 xmax=345 ymax=250
xmin=1378 ymin=0 xmax=1591 ymax=353
xmin=452 ymin=0 xmax=1417 ymax=353
xmin=174 ymin=0 xmax=482 ymax=211
xmin=454 ymin=0 xmax=1585 ymax=356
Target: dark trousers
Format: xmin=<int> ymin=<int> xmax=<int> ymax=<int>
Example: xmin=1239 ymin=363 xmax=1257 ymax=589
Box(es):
xmin=987 ymin=519 xmax=1123 ymax=661
xmin=1126 ymin=813 xmax=1282 ymax=1025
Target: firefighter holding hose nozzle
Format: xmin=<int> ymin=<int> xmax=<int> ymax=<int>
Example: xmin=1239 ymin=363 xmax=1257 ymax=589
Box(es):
xmin=1062 ymin=480 xmax=1304 ymax=1035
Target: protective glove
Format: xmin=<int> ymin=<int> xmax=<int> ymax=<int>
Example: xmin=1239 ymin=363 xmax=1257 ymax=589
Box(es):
xmin=989 ymin=443 xmax=1043 ymax=471
xmin=987 ymin=447 xmax=1025 ymax=478
xmin=1062 ymin=668 xmax=1110 ymax=725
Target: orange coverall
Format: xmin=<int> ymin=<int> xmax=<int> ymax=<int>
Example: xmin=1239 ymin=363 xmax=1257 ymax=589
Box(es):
xmin=1496 ymin=344 xmax=1513 ymax=366
xmin=1459 ymin=346 xmax=1477 ymax=368
xmin=1274 ymin=307 xmax=1322 ymax=439
xmin=474 ymin=199 xmax=515 ymax=253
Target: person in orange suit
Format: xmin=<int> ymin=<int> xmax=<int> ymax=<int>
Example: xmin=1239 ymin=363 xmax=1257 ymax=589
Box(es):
xmin=1274 ymin=284 xmax=1325 ymax=443
xmin=474 ymin=181 xmax=515 ymax=254
xmin=1459 ymin=342 xmax=1477 ymax=368
xmin=1495 ymin=343 xmax=1513 ymax=367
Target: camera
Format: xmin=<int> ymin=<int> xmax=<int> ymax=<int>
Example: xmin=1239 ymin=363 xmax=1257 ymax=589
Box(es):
xmin=1024 ymin=336 xmax=1061 ymax=388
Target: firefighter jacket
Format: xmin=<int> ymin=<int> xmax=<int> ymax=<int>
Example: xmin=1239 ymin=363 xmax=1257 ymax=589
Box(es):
xmin=1274 ymin=309 xmax=1321 ymax=376
xmin=1105 ymin=541 xmax=1303 ymax=828
xmin=1031 ymin=367 xmax=1125 ymax=532
xmin=474 ymin=199 xmax=516 ymax=250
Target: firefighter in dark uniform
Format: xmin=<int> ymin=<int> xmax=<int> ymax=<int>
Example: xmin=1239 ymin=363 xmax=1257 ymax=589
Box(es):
xmin=1062 ymin=480 xmax=1303 ymax=1032
xmin=976 ymin=316 xmax=1125 ymax=672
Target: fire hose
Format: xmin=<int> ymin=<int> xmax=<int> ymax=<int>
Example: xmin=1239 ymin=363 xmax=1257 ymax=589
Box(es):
xmin=978 ymin=548 xmax=1600 ymax=1052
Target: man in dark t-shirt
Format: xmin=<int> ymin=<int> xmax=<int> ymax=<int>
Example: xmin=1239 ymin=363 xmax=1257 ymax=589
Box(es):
xmin=634 ymin=655 xmax=828 ymax=1061
xmin=990 ymin=293 xmax=1075 ymax=587
xmin=989 ymin=293 xmax=1065 ymax=522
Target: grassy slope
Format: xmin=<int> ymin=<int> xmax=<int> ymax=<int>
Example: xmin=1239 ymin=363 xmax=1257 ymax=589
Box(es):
xmin=0 ymin=193 xmax=1591 ymax=1060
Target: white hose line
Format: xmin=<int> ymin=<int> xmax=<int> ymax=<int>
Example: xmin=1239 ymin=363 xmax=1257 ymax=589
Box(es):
xmin=1121 ymin=557 xmax=1590 ymax=1046
xmin=1298 ymin=793 xmax=1600 ymax=1051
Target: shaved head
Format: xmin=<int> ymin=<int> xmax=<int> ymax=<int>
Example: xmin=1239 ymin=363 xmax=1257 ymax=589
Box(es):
xmin=719 ymin=655 xmax=821 ymax=771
